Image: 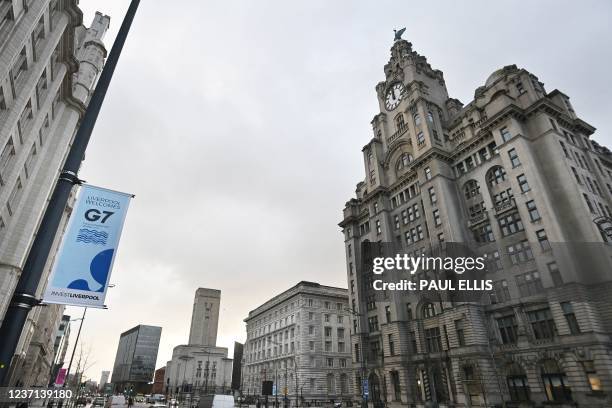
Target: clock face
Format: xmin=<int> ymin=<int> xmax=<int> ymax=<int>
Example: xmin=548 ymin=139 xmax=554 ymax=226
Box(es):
xmin=385 ymin=83 xmax=405 ymax=111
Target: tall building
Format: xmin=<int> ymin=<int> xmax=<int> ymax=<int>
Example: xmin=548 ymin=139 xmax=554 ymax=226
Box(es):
xmin=242 ymin=282 xmax=353 ymax=404
xmin=111 ymin=325 xmax=162 ymax=393
xmin=340 ymin=35 xmax=612 ymax=407
xmin=0 ymin=0 xmax=109 ymax=386
xmin=189 ymin=288 xmax=221 ymax=346
xmin=100 ymin=370 xmax=110 ymax=388
xmin=164 ymin=288 xmax=233 ymax=396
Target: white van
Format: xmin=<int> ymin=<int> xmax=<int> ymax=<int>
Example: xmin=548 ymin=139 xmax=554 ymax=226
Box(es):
xmin=105 ymin=395 xmax=127 ymax=408
xmin=199 ymin=394 xmax=235 ymax=408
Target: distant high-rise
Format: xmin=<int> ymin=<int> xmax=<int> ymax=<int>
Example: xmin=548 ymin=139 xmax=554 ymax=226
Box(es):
xmin=111 ymin=325 xmax=162 ymax=393
xmin=100 ymin=371 xmax=110 ymax=387
xmin=188 ymin=288 xmax=220 ymax=346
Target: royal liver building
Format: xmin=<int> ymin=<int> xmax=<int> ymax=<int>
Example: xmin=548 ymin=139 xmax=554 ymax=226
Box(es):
xmin=340 ymin=34 xmax=612 ymax=408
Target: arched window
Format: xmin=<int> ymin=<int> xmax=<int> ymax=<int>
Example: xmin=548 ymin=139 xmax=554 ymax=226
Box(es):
xmin=414 ymin=113 xmax=421 ymax=126
xmin=464 ymin=180 xmax=481 ymax=199
xmin=541 ymin=359 xmax=572 ymax=402
xmin=422 ymin=303 xmax=436 ymax=318
xmin=427 ymin=111 xmax=434 ymax=123
xmin=487 ymin=166 xmax=507 ymax=186
xmin=397 ymin=153 xmax=413 ymax=170
xmin=506 ymin=362 xmax=530 ymax=402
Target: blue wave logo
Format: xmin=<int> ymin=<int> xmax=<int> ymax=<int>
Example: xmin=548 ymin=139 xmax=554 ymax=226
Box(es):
xmin=76 ymin=228 xmax=108 ymax=245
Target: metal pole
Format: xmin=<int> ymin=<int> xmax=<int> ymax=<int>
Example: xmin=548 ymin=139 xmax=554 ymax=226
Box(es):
xmin=65 ymin=308 xmax=87 ymax=387
xmin=294 ymin=357 xmax=298 ymax=408
xmin=0 ymin=0 xmax=141 ymax=386
xmin=58 ymin=308 xmax=86 ymax=408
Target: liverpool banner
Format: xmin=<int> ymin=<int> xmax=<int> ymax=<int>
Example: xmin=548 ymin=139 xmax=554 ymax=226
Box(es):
xmin=43 ymin=184 xmax=133 ymax=308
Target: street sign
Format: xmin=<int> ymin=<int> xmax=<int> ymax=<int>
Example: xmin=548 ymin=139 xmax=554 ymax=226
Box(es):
xmin=362 ymin=379 xmax=369 ymax=397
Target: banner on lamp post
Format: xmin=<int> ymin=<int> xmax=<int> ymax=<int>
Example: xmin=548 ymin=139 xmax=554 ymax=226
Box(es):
xmin=43 ymin=184 xmax=133 ymax=308
xmin=55 ymin=368 xmax=67 ymax=386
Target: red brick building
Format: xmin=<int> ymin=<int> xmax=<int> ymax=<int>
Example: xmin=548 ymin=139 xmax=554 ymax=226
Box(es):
xmin=152 ymin=367 xmax=166 ymax=394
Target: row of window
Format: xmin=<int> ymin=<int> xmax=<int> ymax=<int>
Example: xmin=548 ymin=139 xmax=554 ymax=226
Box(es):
xmin=490 ymin=262 xmax=561 ymax=305
xmin=246 ymin=372 xmax=350 ymax=396
xmin=390 ymin=182 xmax=419 ymax=208
xmin=392 ymin=203 xmax=421 ymax=228
xmin=386 ymin=303 xmax=577 ymax=358
xmin=455 ymin=142 xmax=499 ymax=176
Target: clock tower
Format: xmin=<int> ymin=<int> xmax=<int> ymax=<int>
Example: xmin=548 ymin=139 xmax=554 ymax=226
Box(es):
xmin=341 ymin=28 xmax=612 ymax=408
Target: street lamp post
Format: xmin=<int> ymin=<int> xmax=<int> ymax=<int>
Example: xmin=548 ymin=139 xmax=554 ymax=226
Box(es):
xmin=268 ymin=339 xmax=298 ymax=408
xmin=345 ymin=307 xmax=368 ymax=408
xmin=203 ymin=350 xmax=212 ymax=395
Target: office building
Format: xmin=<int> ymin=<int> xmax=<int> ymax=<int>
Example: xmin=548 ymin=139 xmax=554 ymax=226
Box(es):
xmin=100 ymin=370 xmax=110 ymax=388
xmin=242 ymin=282 xmax=353 ymax=404
xmin=340 ymin=35 xmax=612 ymax=407
xmin=111 ymin=325 xmax=162 ymax=393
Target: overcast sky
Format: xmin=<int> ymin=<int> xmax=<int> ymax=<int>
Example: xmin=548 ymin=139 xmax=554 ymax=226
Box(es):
xmin=67 ymin=0 xmax=612 ymax=383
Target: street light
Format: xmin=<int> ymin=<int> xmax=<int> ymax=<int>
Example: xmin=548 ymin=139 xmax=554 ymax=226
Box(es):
xmin=344 ymin=307 xmax=368 ymax=408
xmin=202 ymin=350 xmax=212 ymax=395
xmin=268 ymin=338 xmax=298 ymax=408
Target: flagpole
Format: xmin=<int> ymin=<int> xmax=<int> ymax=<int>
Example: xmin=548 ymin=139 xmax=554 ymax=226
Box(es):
xmin=0 ymin=0 xmax=141 ymax=386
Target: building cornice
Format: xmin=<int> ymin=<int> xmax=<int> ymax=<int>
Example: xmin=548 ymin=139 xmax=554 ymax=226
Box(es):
xmin=244 ymin=281 xmax=348 ymax=322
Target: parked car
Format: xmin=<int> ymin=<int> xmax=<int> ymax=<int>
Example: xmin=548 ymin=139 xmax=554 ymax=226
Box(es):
xmin=148 ymin=403 xmax=167 ymax=408
xmin=169 ymin=398 xmax=179 ymax=407
xmin=93 ymin=397 xmax=106 ymax=407
xmin=75 ymin=396 xmax=88 ymax=406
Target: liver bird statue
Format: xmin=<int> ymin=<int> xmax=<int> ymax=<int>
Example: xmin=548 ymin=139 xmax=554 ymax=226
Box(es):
xmin=394 ymin=27 xmax=406 ymax=41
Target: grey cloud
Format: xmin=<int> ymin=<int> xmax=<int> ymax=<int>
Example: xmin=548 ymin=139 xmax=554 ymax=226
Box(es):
xmin=67 ymin=0 xmax=612 ymax=381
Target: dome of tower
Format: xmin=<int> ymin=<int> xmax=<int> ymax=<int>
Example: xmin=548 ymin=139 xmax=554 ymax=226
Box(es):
xmin=484 ymin=64 xmax=519 ymax=88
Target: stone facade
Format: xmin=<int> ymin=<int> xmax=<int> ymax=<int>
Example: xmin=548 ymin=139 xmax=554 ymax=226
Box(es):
xmin=189 ymin=288 xmax=221 ymax=347
xmin=242 ymin=281 xmax=353 ymax=405
xmin=340 ymin=38 xmax=612 ymax=407
xmin=165 ymin=345 xmax=233 ymax=396
xmin=0 ymin=0 xmax=109 ymax=386
xmin=165 ymin=288 xmax=233 ymax=397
